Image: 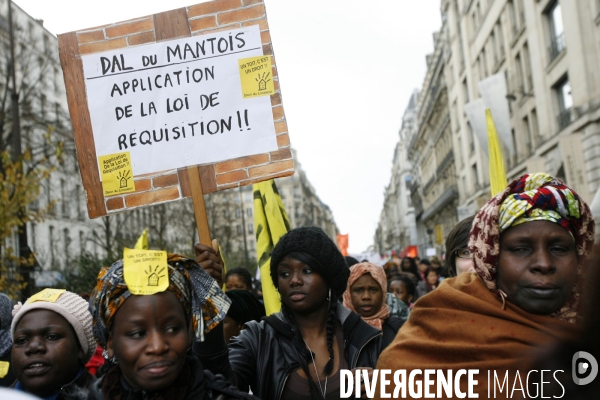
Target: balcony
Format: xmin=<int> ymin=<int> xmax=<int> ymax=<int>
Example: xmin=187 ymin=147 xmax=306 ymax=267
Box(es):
xmin=548 ymin=33 xmax=565 ymax=63
xmin=557 ymin=108 xmax=573 ymax=130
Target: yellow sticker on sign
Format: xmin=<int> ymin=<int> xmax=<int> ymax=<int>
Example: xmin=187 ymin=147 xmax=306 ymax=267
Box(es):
xmin=123 ymin=248 xmax=168 ymax=295
xmin=239 ymin=55 xmax=274 ymax=98
xmin=28 ymin=288 xmax=66 ymax=304
xmin=0 ymin=361 xmax=9 ymax=378
xmin=98 ymin=152 xmax=135 ymax=197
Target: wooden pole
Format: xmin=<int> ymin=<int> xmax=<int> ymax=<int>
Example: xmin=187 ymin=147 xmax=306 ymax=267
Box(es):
xmin=187 ymin=166 xmax=212 ymax=246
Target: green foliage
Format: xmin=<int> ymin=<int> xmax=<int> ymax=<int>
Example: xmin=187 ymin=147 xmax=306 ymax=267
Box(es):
xmin=61 ymin=252 xmax=112 ymax=295
xmin=0 ymin=148 xmax=54 ymax=298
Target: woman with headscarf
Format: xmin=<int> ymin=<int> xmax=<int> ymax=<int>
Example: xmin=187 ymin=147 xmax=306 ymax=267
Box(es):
xmin=0 ymin=293 xmax=15 ymax=387
xmin=374 ymin=173 xmax=595 ymax=398
xmin=228 ymin=227 xmax=383 ymax=399
xmin=342 ymin=263 xmax=404 ymax=349
xmin=88 ymin=253 xmax=256 ymax=400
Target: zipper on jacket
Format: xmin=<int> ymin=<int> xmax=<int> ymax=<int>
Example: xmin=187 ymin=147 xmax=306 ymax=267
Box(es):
xmin=278 ymin=371 xmax=291 ymax=400
xmin=351 ymin=331 xmax=382 ymax=368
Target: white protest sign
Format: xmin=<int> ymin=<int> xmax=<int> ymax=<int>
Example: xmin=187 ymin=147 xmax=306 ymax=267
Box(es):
xmin=82 ymin=25 xmax=278 ymax=177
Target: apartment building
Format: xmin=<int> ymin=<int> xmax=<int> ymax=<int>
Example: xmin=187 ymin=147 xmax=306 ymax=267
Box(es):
xmin=375 ymin=0 xmax=600 ymax=257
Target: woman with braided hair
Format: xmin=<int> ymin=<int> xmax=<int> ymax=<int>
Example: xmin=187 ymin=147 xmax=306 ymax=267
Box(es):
xmin=229 ymin=227 xmax=383 ymax=399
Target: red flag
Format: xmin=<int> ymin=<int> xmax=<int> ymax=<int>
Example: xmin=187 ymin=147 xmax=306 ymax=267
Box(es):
xmin=337 ymin=234 xmax=349 ymax=256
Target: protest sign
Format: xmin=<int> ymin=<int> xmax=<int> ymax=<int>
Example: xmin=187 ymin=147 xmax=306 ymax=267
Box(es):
xmin=58 ymin=0 xmax=294 ymax=236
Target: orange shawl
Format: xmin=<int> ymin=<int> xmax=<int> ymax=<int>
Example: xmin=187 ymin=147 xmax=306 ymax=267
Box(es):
xmin=374 ymin=273 xmax=579 ymax=399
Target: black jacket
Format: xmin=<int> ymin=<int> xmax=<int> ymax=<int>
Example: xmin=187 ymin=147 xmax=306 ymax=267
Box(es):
xmin=228 ymin=304 xmax=383 ymax=400
xmin=87 ymin=356 xmax=256 ymax=400
xmin=381 ymin=316 xmax=404 ymax=351
xmin=11 ymin=368 xmax=95 ymax=400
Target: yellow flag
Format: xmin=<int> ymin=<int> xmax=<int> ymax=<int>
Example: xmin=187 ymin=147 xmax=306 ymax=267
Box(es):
xmin=134 ymin=228 xmax=149 ymax=250
xmin=486 ymin=109 xmax=508 ymax=196
xmin=253 ymin=179 xmax=291 ymax=315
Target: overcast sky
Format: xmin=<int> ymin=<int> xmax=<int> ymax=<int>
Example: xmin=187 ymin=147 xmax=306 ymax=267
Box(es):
xmin=14 ymin=0 xmax=441 ymax=254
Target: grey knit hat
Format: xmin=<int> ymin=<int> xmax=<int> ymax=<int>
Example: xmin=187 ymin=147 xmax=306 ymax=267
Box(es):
xmin=270 ymin=227 xmax=350 ymax=297
xmin=11 ymin=290 xmax=95 ymax=363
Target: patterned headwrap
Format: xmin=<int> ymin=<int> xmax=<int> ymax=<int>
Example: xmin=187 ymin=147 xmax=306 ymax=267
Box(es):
xmin=90 ymin=254 xmax=230 ymax=349
xmin=342 ymin=262 xmax=390 ymax=330
xmin=469 ymin=173 xmax=595 ymax=322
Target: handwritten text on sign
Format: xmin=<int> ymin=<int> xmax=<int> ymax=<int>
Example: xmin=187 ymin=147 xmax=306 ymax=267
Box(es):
xmin=82 ymin=25 xmax=278 ymax=177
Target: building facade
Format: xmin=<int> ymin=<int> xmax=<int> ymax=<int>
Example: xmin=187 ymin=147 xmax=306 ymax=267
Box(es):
xmin=374 ymin=90 xmax=419 ymax=256
xmin=375 ymin=0 xmax=600 ymax=258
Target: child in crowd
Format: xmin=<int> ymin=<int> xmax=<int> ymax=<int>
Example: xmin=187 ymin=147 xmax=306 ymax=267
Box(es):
xmin=88 ymin=253 xmax=256 ymax=400
xmin=10 ymin=289 xmax=96 ymax=399
xmin=416 ymin=267 xmax=441 ymax=298
xmin=389 ymin=276 xmax=416 ymax=308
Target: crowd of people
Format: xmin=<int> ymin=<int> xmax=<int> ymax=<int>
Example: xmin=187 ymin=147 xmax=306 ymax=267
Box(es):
xmin=0 ymin=172 xmax=598 ymax=399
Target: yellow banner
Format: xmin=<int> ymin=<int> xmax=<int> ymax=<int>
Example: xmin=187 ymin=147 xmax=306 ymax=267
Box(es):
xmin=253 ymin=179 xmax=291 ymax=315
xmin=486 ymin=109 xmax=508 ymax=196
xmin=134 ymin=228 xmax=149 ymax=250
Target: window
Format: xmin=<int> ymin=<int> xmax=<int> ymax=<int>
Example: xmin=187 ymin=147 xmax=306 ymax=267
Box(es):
xmin=478 ymin=50 xmax=488 ymax=79
xmin=223 ymin=209 xmax=229 ymax=218
xmin=236 ymin=225 xmax=242 ymax=235
xmin=515 ymin=53 xmax=525 ymax=94
xmin=55 ymin=102 xmax=61 ymax=126
xmin=523 ymin=115 xmax=532 ymax=156
xmin=547 ymin=1 xmax=565 ymax=62
xmin=31 ymin=223 xmax=36 ymax=250
xmin=467 ymin=122 xmax=475 ymax=153
xmin=61 ymin=179 xmax=68 ymax=217
xmin=508 ymin=0 xmax=518 ymax=35
xmin=555 ymin=77 xmax=573 ymax=129
xmin=40 ymin=94 xmax=46 ymax=118
xmin=522 ymin=43 xmax=533 ymax=92
xmin=49 ymin=226 xmax=55 ymax=267
xmin=235 ymin=209 xmax=242 ymax=218
xmin=63 ymin=229 xmax=71 ymax=260
xmin=511 ymin=129 xmax=518 ymax=162
xmin=46 ymin=179 xmax=54 ymax=215
xmin=496 ymin=20 xmax=506 ymax=58
xmin=531 ymin=108 xmax=540 ymax=139
xmin=472 ymin=164 xmax=479 ymax=186
xmin=490 ymin=32 xmax=498 ymax=66
xmin=246 ymin=208 xmax=252 ymax=217
xmin=75 ymin=185 xmax=83 ymax=220
xmin=79 ymin=231 xmax=85 ymax=253
xmin=247 ymin=223 xmax=254 ymax=234
xmin=462 ymin=78 xmax=469 ymax=104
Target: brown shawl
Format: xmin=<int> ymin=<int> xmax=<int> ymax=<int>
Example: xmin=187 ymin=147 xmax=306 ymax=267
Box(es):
xmin=375 ymin=273 xmax=579 ymax=399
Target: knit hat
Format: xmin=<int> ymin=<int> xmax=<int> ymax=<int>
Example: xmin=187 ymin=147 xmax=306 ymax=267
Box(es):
xmin=270 ymin=227 xmax=349 ymax=297
xmin=11 ymin=289 xmax=95 ymax=363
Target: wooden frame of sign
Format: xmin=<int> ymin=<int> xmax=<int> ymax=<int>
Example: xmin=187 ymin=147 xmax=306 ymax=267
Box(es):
xmin=58 ymin=0 xmax=293 ymax=245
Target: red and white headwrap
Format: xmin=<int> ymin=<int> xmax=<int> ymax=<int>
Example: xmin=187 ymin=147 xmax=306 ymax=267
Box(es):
xmin=468 ymin=172 xmax=595 ymax=322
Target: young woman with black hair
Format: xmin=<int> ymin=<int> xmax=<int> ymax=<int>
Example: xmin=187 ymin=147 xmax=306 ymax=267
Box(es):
xmin=225 ymin=267 xmax=254 ymax=292
xmin=228 ymin=227 xmax=383 ymax=399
